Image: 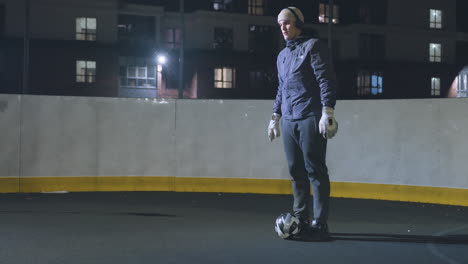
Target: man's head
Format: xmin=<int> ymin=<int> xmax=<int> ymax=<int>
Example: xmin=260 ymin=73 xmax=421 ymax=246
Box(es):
xmin=277 ymin=7 xmax=304 ymax=41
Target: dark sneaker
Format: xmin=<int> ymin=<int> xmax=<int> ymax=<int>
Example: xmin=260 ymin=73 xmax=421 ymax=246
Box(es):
xmin=308 ymin=220 xmax=331 ymax=241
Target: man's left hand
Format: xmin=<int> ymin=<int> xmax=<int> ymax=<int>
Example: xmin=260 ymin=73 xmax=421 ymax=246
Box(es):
xmin=319 ymin=107 xmax=338 ymax=139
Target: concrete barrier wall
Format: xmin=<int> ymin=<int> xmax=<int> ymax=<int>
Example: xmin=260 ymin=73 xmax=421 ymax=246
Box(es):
xmin=0 ymin=95 xmax=20 ymax=177
xmin=20 ymin=96 xmax=176 ymax=177
xmin=328 ymin=99 xmax=468 ymax=189
xmin=1 ymin=94 xmax=468 ymax=197
xmin=174 ymin=100 xmax=287 ymax=179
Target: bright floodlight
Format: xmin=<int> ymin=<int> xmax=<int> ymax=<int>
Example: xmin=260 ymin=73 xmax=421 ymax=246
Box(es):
xmin=157 ymin=55 xmax=167 ymax=65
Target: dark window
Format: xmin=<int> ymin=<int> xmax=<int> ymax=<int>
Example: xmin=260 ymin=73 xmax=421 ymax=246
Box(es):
xmin=248 ymin=25 xmax=276 ymax=53
xmin=163 ymin=60 xmax=179 ymax=90
xmin=0 ymin=4 xmax=5 ymax=37
xmin=357 ymin=1 xmax=387 ymax=25
xmin=163 ymin=28 xmax=181 ymax=49
xmin=302 ymin=28 xmax=319 ymax=38
xmin=249 ymin=68 xmax=277 ymax=97
xmin=357 ymin=71 xmax=383 ymax=96
xmin=249 ymin=70 xmax=277 ymax=91
xmin=248 ymin=0 xmax=264 ymax=15
xmin=117 ymin=15 xmax=155 ymax=42
xmin=0 ymin=52 xmax=4 ymax=83
xmin=359 ymin=34 xmax=385 ymax=60
xmin=321 ymin=39 xmax=340 ymax=60
xmin=213 ymin=28 xmax=233 ymax=50
xmin=123 ymin=0 xmax=163 ymax=5
xmin=359 ymin=6 xmax=371 ymax=24
xmin=457 ymin=0 xmax=468 ymax=32
xmin=249 ymin=71 xmax=264 ymax=88
xmin=456 ymin=41 xmax=468 ymax=65
xmin=213 ymin=0 xmax=233 ymax=11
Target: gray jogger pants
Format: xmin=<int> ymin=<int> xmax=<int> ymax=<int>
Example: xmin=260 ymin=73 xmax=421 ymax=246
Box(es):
xmin=281 ymin=115 xmax=330 ymax=224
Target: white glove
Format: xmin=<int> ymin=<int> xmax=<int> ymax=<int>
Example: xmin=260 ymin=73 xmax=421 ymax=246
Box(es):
xmin=268 ymin=113 xmax=281 ymax=142
xmin=319 ymin=107 xmax=338 ymax=139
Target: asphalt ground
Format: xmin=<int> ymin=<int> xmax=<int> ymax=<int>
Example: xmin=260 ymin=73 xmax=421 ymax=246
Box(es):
xmin=1 ymin=192 xmax=467 ymax=264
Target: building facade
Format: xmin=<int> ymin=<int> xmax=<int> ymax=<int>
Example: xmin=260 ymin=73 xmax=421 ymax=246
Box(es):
xmin=1 ymin=0 xmax=468 ymax=99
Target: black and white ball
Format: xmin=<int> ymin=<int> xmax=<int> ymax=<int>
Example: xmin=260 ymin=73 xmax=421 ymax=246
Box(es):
xmin=274 ymin=213 xmax=300 ymax=239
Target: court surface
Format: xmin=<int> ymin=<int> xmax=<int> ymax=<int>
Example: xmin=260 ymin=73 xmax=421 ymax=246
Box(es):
xmin=1 ymin=192 xmax=467 ymax=264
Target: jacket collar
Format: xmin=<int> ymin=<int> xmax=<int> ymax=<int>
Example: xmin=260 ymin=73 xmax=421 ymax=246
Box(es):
xmin=286 ymin=36 xmax=309 ymax=50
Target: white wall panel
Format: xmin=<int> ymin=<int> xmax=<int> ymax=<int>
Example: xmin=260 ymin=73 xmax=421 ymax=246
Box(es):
xmin=0 ymin=95 xmax=20 ymax=177
xmin=10 ymin=95 xmax=468 ymax=189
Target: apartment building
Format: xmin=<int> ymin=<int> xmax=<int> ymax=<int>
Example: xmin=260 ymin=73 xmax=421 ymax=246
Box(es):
xmin=0 ymin=0 xmax=467 ymax=99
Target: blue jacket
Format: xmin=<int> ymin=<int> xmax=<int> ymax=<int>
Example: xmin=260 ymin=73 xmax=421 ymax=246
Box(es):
xmin=273 ymin=37 xmax=337 ymax=120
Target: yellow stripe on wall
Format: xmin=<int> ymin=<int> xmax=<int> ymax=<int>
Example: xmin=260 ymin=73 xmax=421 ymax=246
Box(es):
xmin=1 ymin=176 xmax=467 ymax=207
xmin=0 ymin=177 xmax=20 ymax=193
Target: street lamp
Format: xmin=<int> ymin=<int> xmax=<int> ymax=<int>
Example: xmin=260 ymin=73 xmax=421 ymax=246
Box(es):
xmin=157 ymin=54 xmax=167 ymax=65
xmin=155 ymin=53 xmax=167 ymax=98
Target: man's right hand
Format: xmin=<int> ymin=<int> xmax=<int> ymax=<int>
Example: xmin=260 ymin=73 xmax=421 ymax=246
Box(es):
xmin=268 ymin=113 xmax=281 ymax=142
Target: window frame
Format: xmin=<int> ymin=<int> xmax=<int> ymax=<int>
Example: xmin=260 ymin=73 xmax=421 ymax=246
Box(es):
xmin=431 ymin=77 xmax=441 ymax=96
xmin=248 ymin=0 xmax=264 ymax=15
xmin=76 ymin=60 xmax=97 ymax=83
xmin=458 ymin=73 xmax=468 ymax=97
xmin=76 ymin=17 xmax=97 ymax=41
xmin=429 ymin=43 xmax=442 ymax=62
xmin=119 ymin=57 xmax=157 ymax=89
xmin=319 ymin=3 xmax=339 ymax=24
xmin=429 ymin=9 xmax=443 ymax=29
xmin=163 ymin=28 xmax=181 ymax=49
xmin=213 ymin=0 xmax=233 ymax=11
xmin=357 ymin=71 xmax=383 ymax=96
xmin=214 ymin=67 xmax=236 ymax=89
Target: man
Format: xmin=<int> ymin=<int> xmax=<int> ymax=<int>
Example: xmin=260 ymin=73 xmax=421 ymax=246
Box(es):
xmin=268 ymin=7 xmax=338 ymax=241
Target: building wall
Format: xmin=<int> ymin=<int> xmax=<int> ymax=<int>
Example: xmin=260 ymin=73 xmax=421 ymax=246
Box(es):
xmin=0 ymin=0 xmax=467 ymax=100
xmin=29 ymin=0 xmax=117 ymax=43
xmin=387 ymin=0 xmax=456 ymax=30
xmin=28 ymin=40 xmax=119 ymax=97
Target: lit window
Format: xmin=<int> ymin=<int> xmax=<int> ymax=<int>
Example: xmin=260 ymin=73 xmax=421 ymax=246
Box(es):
xmin=76 ymin=17 xmax=97 ymax=41
xmin=214 ymin=67 xmax=236 ymax=88
xmin=119 ymin=57 xmax=156 ymax=89
xmin=213 ymin=0 xmax=232 ymax=11
xmin=431 ymin=77 xmax=440 ymax=96
xmin=429 ymin=9 xmax=442 ymax=29
xmin=429 ymin=43 xmax=442 ymax=62
xmin=357 ymin=71 xmax=383 ymax=96
xmin=164 ymin=28 xmax=181 ymax=49
xmin=319 ymin=3 xmax=339 ymax=24
xmin=248 ymin=0 xmax=264 ymax=15
xmin=76 ymin=60 xmax=96 ymax=83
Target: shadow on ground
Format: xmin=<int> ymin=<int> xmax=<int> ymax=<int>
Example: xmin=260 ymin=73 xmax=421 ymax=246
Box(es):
xmin=331 ymin=233 xmax=468 ymax=244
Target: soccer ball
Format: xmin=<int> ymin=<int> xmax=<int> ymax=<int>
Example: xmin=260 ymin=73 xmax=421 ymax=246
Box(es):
xmin=274 ymin=213 xmax=300 ymax=239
